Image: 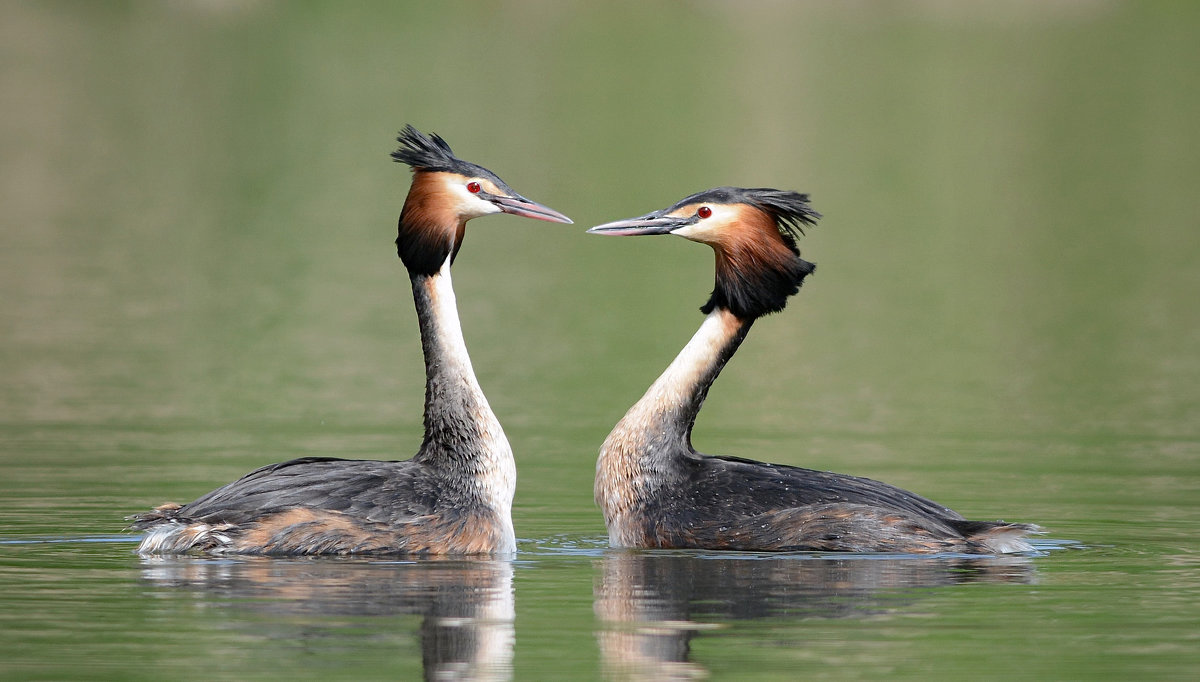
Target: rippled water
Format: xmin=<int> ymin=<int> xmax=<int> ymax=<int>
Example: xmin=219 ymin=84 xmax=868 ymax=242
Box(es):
xmin=3 ymin=2 xmax=1198 ymax=679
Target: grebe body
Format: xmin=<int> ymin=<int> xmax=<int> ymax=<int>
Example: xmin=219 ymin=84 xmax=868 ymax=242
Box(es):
xmin=589 ymin=187 xmax=1036 ymax=554
xmin=130 ymin=126 xmax=571 ymax=555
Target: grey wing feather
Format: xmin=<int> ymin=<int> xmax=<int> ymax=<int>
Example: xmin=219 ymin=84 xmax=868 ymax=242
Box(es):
xmin=692 ymin=455 xmax=964 ymax=521
xmin=174 ymin=457 xmax=438 ymax=525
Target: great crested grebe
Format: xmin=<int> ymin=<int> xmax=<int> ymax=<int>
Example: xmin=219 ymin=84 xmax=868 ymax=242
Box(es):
xmin=588 ymin=187 xmax=1037 ymax=554
xmin=129 ymin=125 xmax=572 ymax=555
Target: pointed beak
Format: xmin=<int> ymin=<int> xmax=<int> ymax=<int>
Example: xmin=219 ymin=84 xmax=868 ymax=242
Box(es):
xmin=586 ymin=213 xmax=695 ymax=236
xmin=490 ymin=194 xmax=573 ymax=224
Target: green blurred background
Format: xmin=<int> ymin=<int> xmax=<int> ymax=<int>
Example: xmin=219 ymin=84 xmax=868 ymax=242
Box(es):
xmin=1 ymin=1 xmax=1198 ymax=679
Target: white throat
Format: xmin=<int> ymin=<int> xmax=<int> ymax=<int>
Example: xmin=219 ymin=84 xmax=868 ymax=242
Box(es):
xmin=423 ymin=258 xmax=517 ymax=552
xmin=634 ymin=310 xmax=736 ymax=418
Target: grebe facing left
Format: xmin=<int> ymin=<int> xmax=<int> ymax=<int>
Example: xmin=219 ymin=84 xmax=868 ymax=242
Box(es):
xmin=588 ymin=187 xmax=1038 ymax=554
xmin=129 ymin=125 xmax=572 ymax=556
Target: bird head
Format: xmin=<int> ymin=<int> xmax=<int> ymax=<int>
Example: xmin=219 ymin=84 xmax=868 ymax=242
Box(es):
xmin=588 ymin=187 xmax=819 ymax=319
xmin=392 ymin=125 xmax=572 ymax=275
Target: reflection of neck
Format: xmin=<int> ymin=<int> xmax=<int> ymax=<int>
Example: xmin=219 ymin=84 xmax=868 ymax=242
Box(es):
xmin=594 ymin=553 xmax=702 ymax=677
xmin=595 ymin=308 xmax=750 ymax=518
xmin=422 ymin=560 xmax=515 ymax=680
xmin=409 ymin=258 xmax=514 ymax=505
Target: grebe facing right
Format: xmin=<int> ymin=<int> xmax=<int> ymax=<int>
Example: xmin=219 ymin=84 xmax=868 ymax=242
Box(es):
xmin=588 ymin=187 xmax=1038 ymax=554
xmin=129 ymin=126 xmax=572 ymax=556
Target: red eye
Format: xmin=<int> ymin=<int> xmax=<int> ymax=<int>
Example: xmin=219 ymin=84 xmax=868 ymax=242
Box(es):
xmin=697 ymin=206 xmax=712 ymax=219
xmin=467 ymin=181 xmax=481 ymax=194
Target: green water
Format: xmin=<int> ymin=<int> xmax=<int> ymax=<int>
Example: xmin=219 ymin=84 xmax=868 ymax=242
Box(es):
xmin=2 ymin=2 xmax=1198 ymax=679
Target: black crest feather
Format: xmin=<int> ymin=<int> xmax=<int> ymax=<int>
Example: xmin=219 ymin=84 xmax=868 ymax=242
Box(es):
xmin=391 ymin=125 xmax=510 ymax=190
xmin=741 ymin=188 xmax=821 ymax=254
xmin=391 ymin=125 xmax=465 ymax=173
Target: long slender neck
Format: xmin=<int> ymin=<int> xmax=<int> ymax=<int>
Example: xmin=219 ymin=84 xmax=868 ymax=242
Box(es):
xmin=636 ymin=307 xmax=751 ymax=448
xmin=596 ymin=308 xmax=751 ymax=518
xmin=409 ymin=257 xmax=511 ymax=482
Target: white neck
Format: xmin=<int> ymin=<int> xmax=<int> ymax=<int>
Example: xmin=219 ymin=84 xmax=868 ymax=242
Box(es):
xmin=628 ymin=311 xmax=738 ymax=425
xmin=423 ymin=259 xmax=492 ymax=411
xmin=595 ymin=309 xmax=746 ymax=532
xmin=415 ymin=258 xmax=516 ymax=551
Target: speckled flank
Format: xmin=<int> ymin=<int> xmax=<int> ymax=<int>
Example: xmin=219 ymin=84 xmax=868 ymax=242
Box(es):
xmin=235 ymin=508 xmax=391 ymax=554
xmin=135 ymin=505 xmax=512 ymax=556
xmin=235 ymin=507 xmax=508 ymax=555
xmin=636 ymin=504 xmax=994 ymax=554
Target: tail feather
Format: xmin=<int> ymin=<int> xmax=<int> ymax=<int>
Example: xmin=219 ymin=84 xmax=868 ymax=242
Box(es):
xmin=135 ymin=521 xmax=235 ymax=554
xmin=127 ymin=502 xmax=235 ymax=554
xmin=948 ymin=519 xmax=1042 ymax=554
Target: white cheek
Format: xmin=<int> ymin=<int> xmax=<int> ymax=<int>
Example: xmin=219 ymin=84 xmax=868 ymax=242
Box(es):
xmin=672 ymin=223 xmax=706 ymax=239
xmin=673 ymin=206 xmax=737 ymax=240
xmin=448 ymin=183 xmax=501 ymax=219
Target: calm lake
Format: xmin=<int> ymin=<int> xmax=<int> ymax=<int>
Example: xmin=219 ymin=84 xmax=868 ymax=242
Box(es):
xmin=2 ymin=2 xmax=1198 ymax=679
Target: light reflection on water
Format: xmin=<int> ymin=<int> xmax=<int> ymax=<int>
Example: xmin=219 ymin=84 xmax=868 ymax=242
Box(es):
xmin=0 ymin=533 xmax=1065 ymax=680
xmin=592 ymin=549 xmax=1038 ymax=680
xmin=63 ymin=534 xmax=1063 ymax=681
xmin=136 ymin=554 xmax=516 ymax=682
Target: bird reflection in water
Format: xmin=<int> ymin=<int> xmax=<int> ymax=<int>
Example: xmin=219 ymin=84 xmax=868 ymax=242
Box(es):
xmin=594 ymin=551 xmax=1036 ymax=679
xmin=138 ymin=557 xmax=514 ymax=681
